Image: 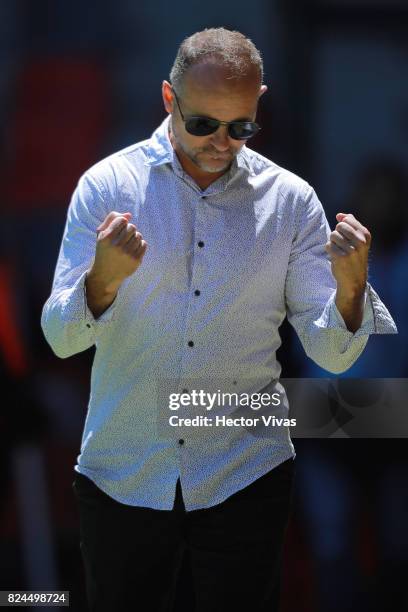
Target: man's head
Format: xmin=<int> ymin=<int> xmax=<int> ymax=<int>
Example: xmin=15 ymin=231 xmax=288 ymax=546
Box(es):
xmin=162 ymin=28 xmax=267 ymax=185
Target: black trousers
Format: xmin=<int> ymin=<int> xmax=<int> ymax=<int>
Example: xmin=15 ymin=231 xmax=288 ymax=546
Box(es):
xmin=72 ymin=457 xmax=295 ymax=612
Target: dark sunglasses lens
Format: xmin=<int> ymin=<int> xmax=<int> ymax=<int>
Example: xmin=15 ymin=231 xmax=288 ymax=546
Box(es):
xmin=185 ymin=117 xmax=219 ymax=136
xmin=229 ymin=122 xmax=259 ymax=140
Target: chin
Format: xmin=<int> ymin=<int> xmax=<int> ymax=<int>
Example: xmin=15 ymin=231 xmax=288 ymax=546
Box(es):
xmin=200 ymin=165 xmax=229 ymax=173
xmin=196 ymin=160 xmax=231 ymax=173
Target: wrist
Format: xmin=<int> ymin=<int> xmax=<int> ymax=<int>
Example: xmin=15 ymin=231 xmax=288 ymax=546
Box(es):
xmin=85 ymin=269 xmax=122 ymax=319
xmin=86 ymin=268 xmax=123 ymax=297
xmin=335 ymin=287 xmax=366 ymax=333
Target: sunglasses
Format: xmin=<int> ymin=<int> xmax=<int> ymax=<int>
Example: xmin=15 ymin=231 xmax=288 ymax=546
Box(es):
xmin=172 ymin=88 xmax=261 ymax=141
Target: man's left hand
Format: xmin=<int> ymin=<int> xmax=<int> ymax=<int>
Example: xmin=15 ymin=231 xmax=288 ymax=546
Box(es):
xmin=325 ymin=212 xmax=371 ymax=298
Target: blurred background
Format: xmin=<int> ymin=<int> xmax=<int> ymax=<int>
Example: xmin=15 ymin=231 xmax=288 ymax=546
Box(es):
xmin=1 ymin=0 xmax=407 ymax=610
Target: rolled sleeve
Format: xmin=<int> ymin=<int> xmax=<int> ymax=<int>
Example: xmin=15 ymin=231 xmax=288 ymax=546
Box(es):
xmin=41 ymin=171 xmax=119 ymax=358
xmin=318 ymin=283 xmax=398 ymax=337
xmin=285 ymin=185 xmax=398 ymax=374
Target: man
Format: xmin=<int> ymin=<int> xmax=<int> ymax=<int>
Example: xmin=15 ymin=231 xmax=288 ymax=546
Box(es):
xmin=41 ymin=28 xmax=397 ymax=612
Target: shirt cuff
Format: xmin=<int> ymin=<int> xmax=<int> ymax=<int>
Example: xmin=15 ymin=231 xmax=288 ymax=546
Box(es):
xmin=315 ymin=283 xmax=398 ymax=338
xmin=81 ymin=270 xmax=119 ymax=327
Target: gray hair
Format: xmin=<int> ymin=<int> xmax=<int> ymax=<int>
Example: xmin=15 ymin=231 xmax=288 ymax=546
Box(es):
xmin=169 ymin=27 xmax=264 ymax=92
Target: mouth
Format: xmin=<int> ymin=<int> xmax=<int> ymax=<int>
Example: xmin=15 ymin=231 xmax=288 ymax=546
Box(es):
xmin=205 ymin=152 xmax=232 ymax=161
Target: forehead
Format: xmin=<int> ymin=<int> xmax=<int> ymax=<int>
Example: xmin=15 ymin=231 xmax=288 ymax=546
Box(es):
xmin=180 ymin=61 xmax=261 ymax=112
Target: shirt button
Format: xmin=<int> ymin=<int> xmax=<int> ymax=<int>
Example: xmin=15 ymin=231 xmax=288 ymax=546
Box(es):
xmin=86 ymin=324 xmax=91 ymax=328
xmin=178 ymin=439 xmax=184 ymax=445
xmin=188 ymin=341 xmax=194 ymax=347
xmin=198 ymin=241 xmax=204 ymax=248
xmin=182 ymin=388 xmax=188 ymax=393
xmin=194 ymin=289 xmax=201 ymax=296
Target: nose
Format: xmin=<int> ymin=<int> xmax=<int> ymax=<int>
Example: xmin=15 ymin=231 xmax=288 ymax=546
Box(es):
xmin=209 ymin=125 xmax=230 ymax=151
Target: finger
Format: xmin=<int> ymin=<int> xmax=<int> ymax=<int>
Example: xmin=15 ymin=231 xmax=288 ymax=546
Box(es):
xmin=326 ymin=242 xmax=347 ymax=260
xmin=123 ymin=228 xmax=142 ymax=248
xmin=114 ymin=223 xmax=132 ymax=245
xmin=136 ymin=240 xmax=148 ymax=258
xmin=108 ymin=216 xmax=131 ymax=238
xmin=128 ymin=238 xmax=148 ymax=259
xmin=330 ymin=230 xmax=355 ymax=254
xmin=342 ymin=218 xmax=371 ymax=246
xmin=124 ymin=233 xmax=142 ymax=253
xmin=98 ymin=216 xmax=128 ymax=241
xmin=336 ymin=212 xmax=368 ymax=235
xmin=96 ymin=211 xmax=118 ymax=233
xmin=117 ymin=225 xmax=138 ymax=247
xmin=121 ymin=226 xmax=142 ymax=250
xmin=96 ymin=211 xmax=132 ymax=233
xmin=335 ymin=222 xmax=365 ymax=248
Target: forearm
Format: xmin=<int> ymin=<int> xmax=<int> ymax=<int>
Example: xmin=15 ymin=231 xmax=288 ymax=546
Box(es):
xmin=41 ymin=273 xmax=98 ymax=358
xmin=335 ymin=286 xmax=365 ymax=333
xmin=85 ymin=269 xmax=121 ymax=319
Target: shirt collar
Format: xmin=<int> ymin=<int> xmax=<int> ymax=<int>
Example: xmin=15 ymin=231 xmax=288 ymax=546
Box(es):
xmin=145 ymin=116 xmax=255 ymax=176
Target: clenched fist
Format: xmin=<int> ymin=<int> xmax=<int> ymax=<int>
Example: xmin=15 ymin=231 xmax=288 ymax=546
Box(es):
xmin=325 ymin=212 xmax=371 ymax=296
xmin=325 ymin=212 xmax=371 ymax=332
xmin=86 ymin=211 xmax=147 ymax=318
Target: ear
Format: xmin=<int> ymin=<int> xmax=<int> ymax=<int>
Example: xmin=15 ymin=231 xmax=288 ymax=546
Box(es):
xmin=162 ymin=80 xmax=174 ymax=114
xmin=259 ymin=84 xmax=268 ymax=98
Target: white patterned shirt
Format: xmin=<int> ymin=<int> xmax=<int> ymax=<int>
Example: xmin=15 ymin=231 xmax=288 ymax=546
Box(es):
xmin=41 ymin=117 xmax=397 ymax=510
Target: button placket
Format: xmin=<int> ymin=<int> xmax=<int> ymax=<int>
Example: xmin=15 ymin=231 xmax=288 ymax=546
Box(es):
xmin=177 ymin=198 xmax=208 ymax=381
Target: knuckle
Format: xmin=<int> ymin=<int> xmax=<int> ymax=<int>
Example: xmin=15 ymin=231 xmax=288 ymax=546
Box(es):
xmin=113 ymin=217 xmax=127 ymax=230
xmin=106 ymin=211 xmax=119 ymax=223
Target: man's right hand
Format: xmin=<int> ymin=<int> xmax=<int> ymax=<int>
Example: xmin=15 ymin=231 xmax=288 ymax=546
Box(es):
xmin=85 ymin=211 xmax=147 ymax=318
